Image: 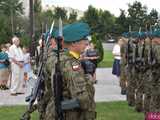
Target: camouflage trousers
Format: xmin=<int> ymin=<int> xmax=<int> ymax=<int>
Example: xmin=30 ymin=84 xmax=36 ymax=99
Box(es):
xmin=126 ymin=67 xmax=136 ymax=106
xmin=135 ymin=71 xmax=144 ymax=112
xmin=120 ymin=68 xmax=127 ymax=94
xmin=143 ymin=70 xmax=152 ymax=113
xmin=149 ymin=69 xmax=160 ymax=112
xmin=150 ymin=85 xmax=160 ymax=112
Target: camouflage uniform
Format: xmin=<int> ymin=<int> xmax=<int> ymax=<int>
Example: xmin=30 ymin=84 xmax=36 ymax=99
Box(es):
xmin=149 ymin=44 xmax=160 ymax=112
xmin=126 ymin=40 xmax=136 ymax=106
xmin=135 ymin=42 xmax=145 ymax=112
xmin=120 ymin=43 xmax=127 ymax=94
xmin=38 ymin=48 xmax=96 ymax=120
xmin=143 ymin=40 xmax=152 ymax=113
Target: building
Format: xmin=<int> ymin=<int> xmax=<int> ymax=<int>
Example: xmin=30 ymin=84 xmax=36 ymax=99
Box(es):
xmin=42 ymin=4 xmax=84 ymax=20
xmin=20 ymin=0 xmax=29 ymax=16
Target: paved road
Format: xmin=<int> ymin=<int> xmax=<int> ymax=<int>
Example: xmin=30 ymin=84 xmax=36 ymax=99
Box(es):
xmin=0 ymin=68 xmax=126 ymax=106
xmin=102 ymin=43 xmax=115 ymax=51
xmin=95 ymin=68 xmax=126 ymax=102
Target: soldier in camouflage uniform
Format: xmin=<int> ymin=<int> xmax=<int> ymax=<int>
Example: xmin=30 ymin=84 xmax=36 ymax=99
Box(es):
xmin=126 ymin=38 xmax=137 ymax=106
xmin=143 ymin=37 xmax=152 ymax=114
xmin=134 ymin=38 xmax=146 ymax=112
xmin=38 ymin=22 xmax=96 ymax=120
xmin=120 ymin=38 xmax=128 ymax=95
xmin=149 ymin=37 xmax=160 ymax=112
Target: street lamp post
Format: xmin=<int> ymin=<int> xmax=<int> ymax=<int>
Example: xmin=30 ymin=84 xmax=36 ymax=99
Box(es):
xmin=29 ymin=0 xmax=35 ymax=57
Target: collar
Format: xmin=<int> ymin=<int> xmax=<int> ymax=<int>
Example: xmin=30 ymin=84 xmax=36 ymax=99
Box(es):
xmin=69 ymin=50 xmax=80 ymax=59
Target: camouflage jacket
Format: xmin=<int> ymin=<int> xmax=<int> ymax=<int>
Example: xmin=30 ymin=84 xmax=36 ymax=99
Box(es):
xmin=39 ymin=49 xmax=96 ymax=120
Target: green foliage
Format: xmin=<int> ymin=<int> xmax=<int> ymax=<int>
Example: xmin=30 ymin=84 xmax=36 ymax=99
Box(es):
xmin=34 ymin=0 xmax=42 ymax=13
xmin=91 ymin=34 xmax=104 ymax=63
xmin=82 ymin=5 xmax=99 ymax=32
xmin=0 ymin=0 xmax=24 ymax=40
xmin=82 ymin=5 xmax=116 ymax=41
xmin=115 ymin=9 xmax=128 ymax=34
xmin=68 ymin=11 xmax=78 ymax=23
xmin=146 ymin=9 xmax=158 ymax=26
xmin=0 ymin=13 xmax=12 ymax=44
xmin=127 ymin=1 xmax=148 ymax=31
xmin=0 ymin=0 xmax=23 ymax=16
xmin=54 ymin=7 xmax=67 ymax=21
xmin=20 ymin=33 xmax=31 ymax=47
xmin=98 ymin=50 xmax=114 ymax=68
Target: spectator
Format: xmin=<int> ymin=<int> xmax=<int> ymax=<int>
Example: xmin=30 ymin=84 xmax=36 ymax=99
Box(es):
xmin=112 ymin=38 xmax=124 ymax=77
xmin=81 ymin=42 xmax=99 ymax=83
xmin=0 ymin=44 xmax=9 ymax=90
xmin=5 ymin=43 xmax=12 ymax=88
xmin=9 ymin=36 xmax=24 ymax=96
xmin=34 ymin=39 xmax=43 ymax=72
xmin=23 ymin=47 xmax=31 ymax=84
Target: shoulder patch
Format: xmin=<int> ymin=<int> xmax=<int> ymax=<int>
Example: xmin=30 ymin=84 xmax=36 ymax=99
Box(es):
xmin=72 ymin=61 xmax=81 ymax=71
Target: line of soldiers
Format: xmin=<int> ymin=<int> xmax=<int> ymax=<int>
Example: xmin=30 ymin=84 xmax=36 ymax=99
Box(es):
xmin=120 ymin=30 xmax=160 ymax=115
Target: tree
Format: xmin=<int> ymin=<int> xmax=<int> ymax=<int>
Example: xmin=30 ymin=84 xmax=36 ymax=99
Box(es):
xmin=82 ymin=5 xmax=99 ymax=33
xmin=98 ymin=10 xmax=115 ymax=39
xmin=41 ymin=10 xmax=55 ymax=32
xmin=54 ymin=7 xmax=67 ymax=21
xmin=91 ymin=34 xmax=104 ymax=63
xmin=0 ymin=12 xmax=12 ymax=44
xmin=115 ymin=9 xmax=128 ymax=34
xmin=127 ymin=1 xmax=148 ymax=31
xmin=68 ymin=10 xmax=77 ymax=23
xmin=148 ymin=9 xmax=158 ymax=26
xmin=34 ymin=0 xmax=42 ymax=13
xmin=0 ymin=0 xmax=23 ymax=34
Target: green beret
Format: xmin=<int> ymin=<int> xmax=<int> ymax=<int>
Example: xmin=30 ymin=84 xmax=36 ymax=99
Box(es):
xmin=55 ymin=22 xmax=90 ymax=43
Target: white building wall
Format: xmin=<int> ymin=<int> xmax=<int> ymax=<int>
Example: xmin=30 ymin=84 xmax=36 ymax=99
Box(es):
xmin=20 ymin=0 xmax=29 ymax=17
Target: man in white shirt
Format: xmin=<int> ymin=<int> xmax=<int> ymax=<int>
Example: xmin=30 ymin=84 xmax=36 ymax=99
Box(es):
xmin=9 ymin=36 xmax=24 ymax=96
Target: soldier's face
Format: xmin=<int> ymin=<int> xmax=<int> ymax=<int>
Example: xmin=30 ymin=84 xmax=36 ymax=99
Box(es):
xmin=75 ymin=40 xmax=88 ymax=53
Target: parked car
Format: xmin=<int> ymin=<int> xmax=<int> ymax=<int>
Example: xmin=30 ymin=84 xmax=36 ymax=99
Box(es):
xmin=106 ymin=39 xmax=116 ymax=43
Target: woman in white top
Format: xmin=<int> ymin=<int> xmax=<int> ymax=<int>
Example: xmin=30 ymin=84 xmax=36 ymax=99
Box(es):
xmin=23 ymin=47 xmax=31 ymax=80
xmin=112 ymin=38 xmax=123 ymax=77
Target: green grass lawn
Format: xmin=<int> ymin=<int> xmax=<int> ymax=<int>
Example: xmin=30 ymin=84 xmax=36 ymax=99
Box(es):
xmin=0 ymin=101 xmax=144 ymax=120
xmin=98 ymin=50 xmax=114 ymax=68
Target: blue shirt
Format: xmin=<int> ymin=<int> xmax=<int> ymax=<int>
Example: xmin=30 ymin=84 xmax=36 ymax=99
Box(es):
xmin=0 ymin=52 xmax=9 ymax=69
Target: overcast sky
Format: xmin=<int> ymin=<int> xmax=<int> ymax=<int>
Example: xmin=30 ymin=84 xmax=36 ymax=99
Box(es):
xmin=42 ymin=0 xmax=160 ymax=17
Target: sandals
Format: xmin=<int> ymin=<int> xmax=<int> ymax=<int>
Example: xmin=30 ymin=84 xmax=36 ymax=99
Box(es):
xmin=0 ymin=85 xmax=9 ymax=90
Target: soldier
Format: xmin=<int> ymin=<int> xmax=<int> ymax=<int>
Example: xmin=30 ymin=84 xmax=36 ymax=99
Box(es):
xmin=120 ymin=37 xmax=128 ymax=95
xmin=126 ymin=38 xmax=137 ymax=106
xmin=39 ymin=22 xmax=96 ymax=120
xmin=149 ymin=36 xmax=160 ymax=112
xmin=143 ymin=37 xmax=152 ymax=114
xmin=134 ymin=37 xmax=146 ymax=112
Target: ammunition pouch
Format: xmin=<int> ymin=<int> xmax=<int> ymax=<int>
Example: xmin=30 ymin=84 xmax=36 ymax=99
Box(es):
xmin=61 ymin=98 xmax=80 ymax=110
xmin=81 ymin=60 xmax=96 ymax=75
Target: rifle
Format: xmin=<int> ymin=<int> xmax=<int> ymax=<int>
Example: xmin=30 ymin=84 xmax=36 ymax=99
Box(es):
xmin=126 ymin=26 xmax=133 ymax=66
xmin=20 ymin=20 xmax=55 ymax=120
xmin=53 ymin=18 xmax=64 ymax=120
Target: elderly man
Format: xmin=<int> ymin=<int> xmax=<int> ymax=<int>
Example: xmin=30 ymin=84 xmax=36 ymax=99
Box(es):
xmin=9 ymin=36 xmax=24 ymax=96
